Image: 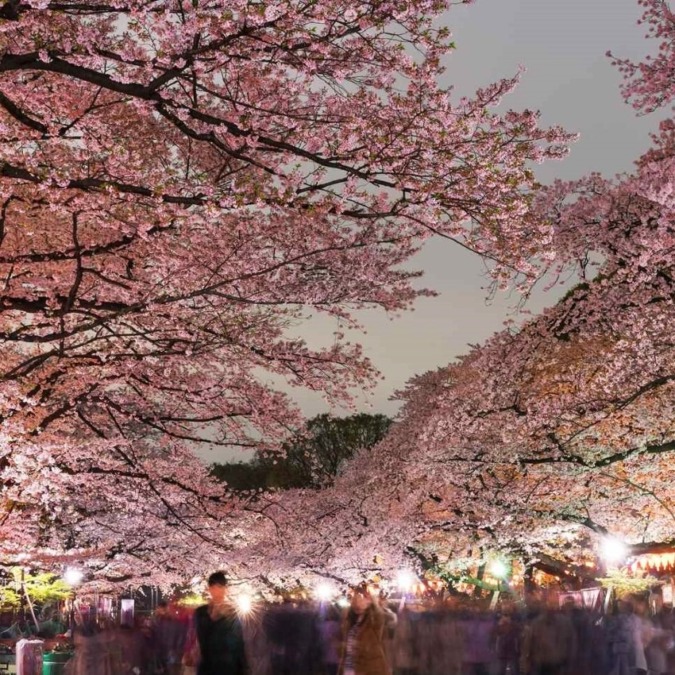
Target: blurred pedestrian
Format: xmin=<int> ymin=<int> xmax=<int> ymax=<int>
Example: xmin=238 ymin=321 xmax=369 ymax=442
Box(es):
xmin=495 ymin=603 xmax=520 ymax=675
xmin=151 ymin=601 xmax=185 ymax=675
xmin=392 ymin=605 xmax=417 ymax=675
xmin=339 ymin=585 xmax=391 ymax=675
xmin=320 ymin=604 xmax=343 ymax=675
xmin=521 ymin=603 xmax=576 ymax=675
xmin=459 ymin=605 xmax=495 ymax=675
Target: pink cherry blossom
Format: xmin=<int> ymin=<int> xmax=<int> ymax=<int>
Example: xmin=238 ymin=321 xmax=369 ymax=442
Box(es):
xmin=0 ymin=0 xmax=572 ymax=582
xmin=259 ymin=0 xmax=675 ymax=581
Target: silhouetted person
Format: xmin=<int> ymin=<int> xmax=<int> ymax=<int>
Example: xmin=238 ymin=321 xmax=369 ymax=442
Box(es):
xmin=193 ymin=572 xmax=248 ymax=675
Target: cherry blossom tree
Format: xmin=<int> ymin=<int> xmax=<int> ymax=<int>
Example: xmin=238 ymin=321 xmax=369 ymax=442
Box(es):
xmin=268 ymin=0 xmax=675 ymax=582
xmin=610 ymin=0 xmax=675 ymax=113
xmin=276 ymin=171 xmax=675 ymax=583
xmin=0 ymin=0 xmax=575 ymax=581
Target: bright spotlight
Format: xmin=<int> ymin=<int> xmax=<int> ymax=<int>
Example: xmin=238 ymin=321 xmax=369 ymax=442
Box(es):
xmin=490 ymin=560 xmax=508 ymax=580
xmin=234 ymin=593 xmax=253 ymax=616
xmin=396 ymin=570 xmax=416 ymax=591
xmin=601 ymin=537 xmax=628 ymax=564
xmin=64 ymin=568 xmax=83 ymax=586
xmin=315 ymin=583 xmax=335 ymax=602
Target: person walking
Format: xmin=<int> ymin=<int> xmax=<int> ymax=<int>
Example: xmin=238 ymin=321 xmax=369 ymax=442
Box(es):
xmin=495 ymin=604 xmax=520 ymax=675
xmin=459 ymin=605 xmax=496 ymax=675
xmin=339 ymin=585 xmax=391 ymax=675
xmin=151 ymin=601 xmax=186 ymax=675
xmin=187 ymin=572 xmax=248 ymax=675
xmin=607 ymin=599 xmax=637 ymax=675
xmin=525 ymin=605 xmax=576 ymax=675
xmin=320 ymin=605 xmax=343 ymax=675
xmin=392 ymin=605 xmax=417 ymax=675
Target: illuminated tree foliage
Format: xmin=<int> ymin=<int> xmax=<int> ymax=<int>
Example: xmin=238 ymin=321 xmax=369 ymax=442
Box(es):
xmin=0 ymin=0 xmax=572 ymax=582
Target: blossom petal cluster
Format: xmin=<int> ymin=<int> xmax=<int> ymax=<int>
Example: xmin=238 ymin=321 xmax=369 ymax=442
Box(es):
xmin=0 ymin=0 xmax=573 ymax=579
xmin=263 ymin=2 xmax=675 ymax=579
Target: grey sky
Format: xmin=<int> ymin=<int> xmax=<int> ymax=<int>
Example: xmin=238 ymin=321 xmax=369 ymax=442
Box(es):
xmin=200 ymin=0 xmax=663 ymax=462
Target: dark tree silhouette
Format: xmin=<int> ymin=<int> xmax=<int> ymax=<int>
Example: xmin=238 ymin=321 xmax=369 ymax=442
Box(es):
xmin=211 ymin=413 xmax=391 ymax=491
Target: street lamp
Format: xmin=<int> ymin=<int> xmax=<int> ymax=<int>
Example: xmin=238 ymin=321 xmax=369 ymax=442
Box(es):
xmin=315 ymin=583 xmax=335 ymax=603
xmin=490 ymin=560 xmax=509 ymax=580
xmin=489 ymin=559 xmax=510 ymax=598
xmin=396 ymin=570 xmax=416 ymax=593
xmin=63 ymin=568 xmax=83 ymax=639
xmin=601 ymin=537 xmax=628 ymax=566
xmin=64 ymin=568 xmax=83 ymax=587
xmin=234 ymin=593 xmax=254 ymax=617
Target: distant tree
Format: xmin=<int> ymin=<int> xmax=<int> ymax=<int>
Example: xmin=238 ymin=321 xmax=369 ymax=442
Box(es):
xmin=282 ymin=413 xmax=393 ymax=487
xmin=208 ymin=461 xmax=272 ymax=493
xmin=211 ymin=413 xmax=391 ymax=491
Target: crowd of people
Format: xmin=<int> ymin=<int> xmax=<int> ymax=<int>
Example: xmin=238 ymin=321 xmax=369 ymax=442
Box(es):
xmin=64 ymin=572 xmax=675 ymax=675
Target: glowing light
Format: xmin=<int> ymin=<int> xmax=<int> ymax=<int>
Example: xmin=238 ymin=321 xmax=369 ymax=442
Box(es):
xmin=234 ymin=593 xmax=253 ymax=616
xmin=602 ymin=537 xmax=629 ymax=564
xmin=315 ymin=583 xmax=335 ymax=602
xmin=64 ymin=568 xmax=83 ymax=586
xmin=337 ymin=596 xmax=350 ymax=608
xmin=490 ymin=560 xmax=508 ymax=580
xmin=396 ymin=570 xmax=416 ymax=592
